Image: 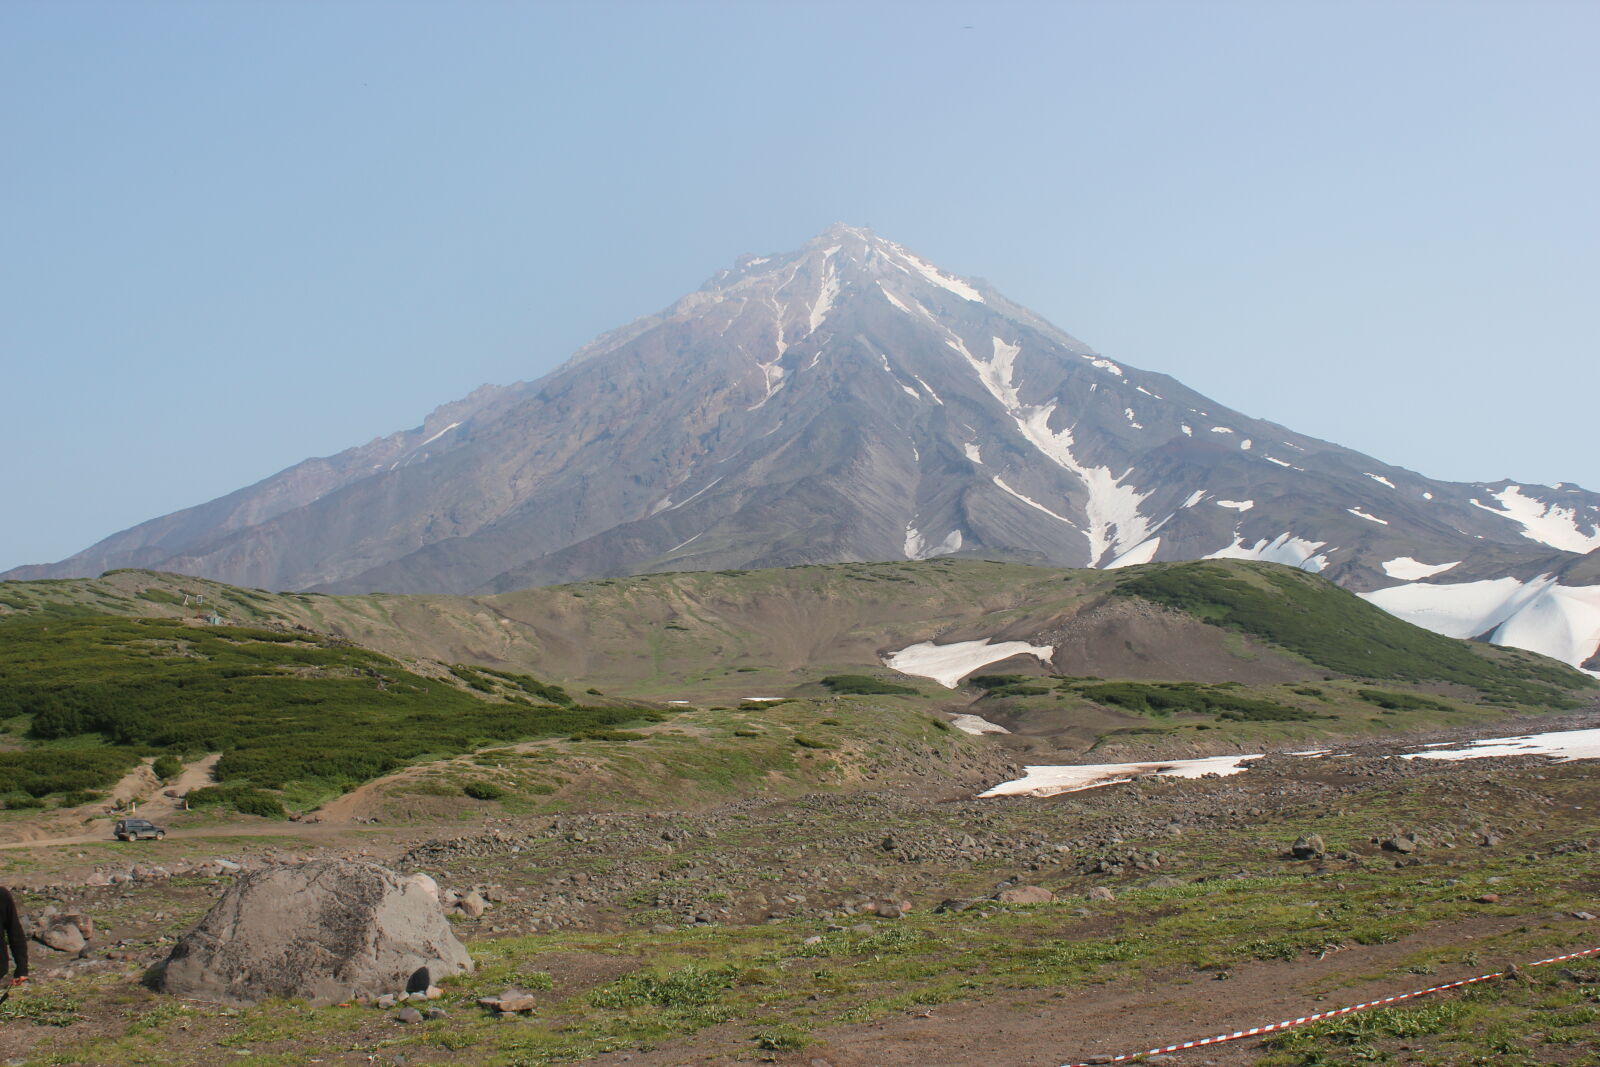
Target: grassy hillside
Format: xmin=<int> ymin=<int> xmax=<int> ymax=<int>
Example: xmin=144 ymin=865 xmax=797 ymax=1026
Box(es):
xmin=0 ymin=559 xmax=1592 ymax=814
xmin=0 ymin=615 xmax=658 ymax=812
xmin=1113 ymin=561 xmax=1591 ymax=706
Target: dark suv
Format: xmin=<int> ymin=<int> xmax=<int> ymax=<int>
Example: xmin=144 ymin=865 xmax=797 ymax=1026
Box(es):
xmin=113 ymin=818 xmax=165 ymax=841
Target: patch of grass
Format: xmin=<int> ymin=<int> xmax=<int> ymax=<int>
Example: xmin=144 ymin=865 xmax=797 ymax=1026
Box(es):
xmin=819 ymin=674 xmax=918 ymax=695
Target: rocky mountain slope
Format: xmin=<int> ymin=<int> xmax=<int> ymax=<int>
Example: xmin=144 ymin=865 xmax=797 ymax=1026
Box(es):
xmin=7 ymin=225 xmax=1599 ymax=669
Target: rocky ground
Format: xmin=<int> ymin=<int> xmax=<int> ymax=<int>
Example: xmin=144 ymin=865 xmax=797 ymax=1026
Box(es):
xmin=1 ymin=708 xmax=1597 ymax=1066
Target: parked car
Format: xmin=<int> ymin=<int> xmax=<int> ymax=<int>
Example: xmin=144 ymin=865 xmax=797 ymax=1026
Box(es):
xmin=113 ymin=818 xmax=165 ymax=841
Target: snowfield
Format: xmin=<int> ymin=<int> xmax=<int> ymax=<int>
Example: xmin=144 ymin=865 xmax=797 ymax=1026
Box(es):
xmin=950 ymin=714 xmax=1011 ymax=735
xmin=981 ymin=726 xmax=1600 ymax=798
xmin=1205 ymin=530 xmax=1331 ymax=573
xmin=883 ymin=638 xmax=1054 ymax=688
xmin=1381 ymin=556 xmax=1461 ymax=580
xmin=1361 ymin=576 xmax=1600 ymax=675
xmin=980 ymin=754 xmax=1266 ymax=797
xmin=1402 ymin=728 xmax=1600 ymax=763
xmin=1469 ymin=485 xmax=1600 ymax=554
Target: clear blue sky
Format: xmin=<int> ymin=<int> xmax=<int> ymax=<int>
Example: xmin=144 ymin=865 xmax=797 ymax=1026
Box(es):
xmin=3 ymin=0 xmax=1596 ymax=571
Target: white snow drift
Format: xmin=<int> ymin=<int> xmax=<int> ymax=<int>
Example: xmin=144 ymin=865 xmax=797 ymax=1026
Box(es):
xmin=981 ymin=754 xmax=1266 ymax=797
xmin=1205 ymin=531 xmax=1331 ymax=573
xmin=883 ymin=638 xmax=1054 ymax=688
xmin=1361 ymin=576 xmax=1600 ymax=675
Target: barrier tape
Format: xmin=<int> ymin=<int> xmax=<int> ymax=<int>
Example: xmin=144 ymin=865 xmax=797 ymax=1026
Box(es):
xmin=1059 ymin=944 xmax=1600 ymax=1066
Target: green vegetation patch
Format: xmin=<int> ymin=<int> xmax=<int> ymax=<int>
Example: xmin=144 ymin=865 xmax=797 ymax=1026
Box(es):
xmin=1114 ymin=562 xmax=1595 ymax=705
xmin=1070 ymin=680 xmax=1317 ymax=722
xmin=818 ymin=674 xmax=918 ymax=695
xmin=0 ymin=615 xmax=662 ymax=808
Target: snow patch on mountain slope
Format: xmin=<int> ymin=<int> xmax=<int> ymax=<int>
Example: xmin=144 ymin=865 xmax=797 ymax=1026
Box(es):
xmin=1182 ymin=490 xmax=1207 ymax=508
xmin=964 ymin=442 xmax=982 ymax=464
xmin=956 ymin=337 xmax=1160 ymax=564
xmin=1360 ymin=576 xmax=1550 ymax=640
xmin=1362 ymin=575 xmax=1600 ymax=673
xmin=992 ymin=476 xmax=1076 ymax=524
xmin=1366 ymin=473 xmax=1397 ymax=489
xmin=884 ymin=244 xmax=985 ymax=303
xmin=1403 ymin=728 xmax=1600 ymax=763
xmin=950 ymin=714 xmax=1010 ymax=735
xmin=1206 ymin=531 xmax=1331 ymax=572
xmin=905 ymin=524 xmax=963 ymax=560
xmin=1216 ymin=499 xmax=1253 ymax=511
xmin=1105 ymin=536 xmax=1161 ymax=569
xmin=1468 ymin=485 xmax=1600 ymax=553
xmin=877 ymin=282 xmax=913 ymax=314
xmin=883 ymin=638 xmax=1054 ymax=688
xmin=416 ymin=421 xmax=461 ymax=449
xmin=809 ymin=253 xmax=840 ymax=332
xmin=910 ymin=374 xmax=943 ymax=404
xmin=1090 ymin=358 xmax=1123 ymax=374
xmin=1382 ymin=557 xmax=1461 ymax=580
xmin=1124 ymin=408 xmax=1144 ymax=429
xmin=1348 ymin=508 xmax=1389 ymax=525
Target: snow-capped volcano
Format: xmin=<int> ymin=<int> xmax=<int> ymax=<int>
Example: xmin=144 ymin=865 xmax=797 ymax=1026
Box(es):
xmin=8 ymin=225 xmax=1600 ymax=669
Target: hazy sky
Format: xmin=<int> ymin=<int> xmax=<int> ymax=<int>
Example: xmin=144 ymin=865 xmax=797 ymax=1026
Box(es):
xmin=3 ymin=0 xmax=1596 ymax=572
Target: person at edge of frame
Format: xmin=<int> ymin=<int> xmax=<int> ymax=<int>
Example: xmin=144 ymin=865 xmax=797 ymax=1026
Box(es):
xmin=0 ymin=884 xmax=28 ymax=989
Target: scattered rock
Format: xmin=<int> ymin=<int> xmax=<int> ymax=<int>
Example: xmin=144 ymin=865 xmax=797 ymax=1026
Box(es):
xmin=395 ymin=1006 xmax=423 ymax=1024
xmin=1291 ymin=835 xmax=1327 ymax=860
xmin=478 ymin=989 xmax=541 ymax=1014
xmin=995 ymin=885 xmax=1054 ymax=905
xmin=1086 ymin=887 xmax=1116 ymax=902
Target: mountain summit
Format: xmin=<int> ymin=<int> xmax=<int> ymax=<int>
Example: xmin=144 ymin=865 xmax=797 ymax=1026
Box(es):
xmin=10 ymin=226 xmax=1600 ymax=668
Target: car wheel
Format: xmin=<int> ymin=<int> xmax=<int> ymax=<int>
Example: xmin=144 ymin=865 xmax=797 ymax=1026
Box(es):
xmin=154 ymin=832 xmax=165 ymax=840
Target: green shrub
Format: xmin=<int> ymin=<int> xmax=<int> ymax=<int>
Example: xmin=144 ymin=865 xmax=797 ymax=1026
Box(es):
xmin=1358 ymin=688 xmax=1453 ymax=711
xmin=571 ymin=729 xmax=647 ymax=742
xmin=463 ymin=781 xmax=505 ymax=800
xmin=818 ymin=674 xmax=917 ymax=695
xmin=151 ymin=755 xmax=183 ymax=780
xmin=231 ymin=790 xmax=285 ymax=819
xmin=792 ymin=735 xmax=831 ymax=750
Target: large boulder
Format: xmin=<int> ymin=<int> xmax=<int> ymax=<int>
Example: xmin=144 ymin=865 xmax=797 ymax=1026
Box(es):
xmin=148 ymin=860 xmax=471 ymax=1006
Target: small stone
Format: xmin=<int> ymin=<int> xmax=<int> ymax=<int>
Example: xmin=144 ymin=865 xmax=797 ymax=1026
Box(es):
xmin=376 ymin=993 xmax=398 ymax=1009
xmin=394 ymin=1006 xmax=423 ymax=1024
xmin=1573 ymin=911 xmax=1596 ymax=921
xmin=996 ymin=885 xmax=1054 ymax=905
xmin=1086 ymin=886 xmax=1116 ymax=902
xmin=1475 ymin=893 xmax=1500 ymax=904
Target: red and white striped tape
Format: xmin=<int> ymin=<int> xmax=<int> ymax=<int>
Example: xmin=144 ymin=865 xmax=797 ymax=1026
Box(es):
xmin=1059 ymin=943 xmax=1600 ymax=1066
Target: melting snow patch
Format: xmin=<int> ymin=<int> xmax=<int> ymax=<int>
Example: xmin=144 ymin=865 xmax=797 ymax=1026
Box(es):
xmin=1182 ymin=490 xmax=1208 ymax=508
xmin=1090 ymin=358 xmax=1124 ymax=374
xmin=1216 ymin=499 xmax=1254 ymax=511
xmin=992 ymin=476 xmax=1076 ymax=525
xmin=883 ymin=638 xmax=1054 ymax=689
xmin=1469 ymin=485 xmax=1600 ymax=554
xmin=1366 ymin=473 xmax=1397 ymax=489
xmin=950 ymin=714 xmax=1010 ymax=736
xmin=1348 ymin=507 xmax=1389 ymax=525
xmin=1401 ymin=728 xmax=1600 ymax=763
xmin=1240 ymin=438 xmax=1252 ymax=450
xmin=1264 ymin=456 xmax=1294 ymax=468
xmin=1210 ymin=426 xmax=1234 ymax=434
xmin=1360 ymin=576 xmax=1551 ymax=641
xmin=1124 ymin=407 xmax=1144 ymax=429
xmin=963 ymin=442 xmax=982 ymax=464
xmin=1382 ymin=557 xmax=1461 ymax=580
xmin=1181 ymin=425 xmax=1193 ymax=436
xmin=1105 ymin=536 xmax=1160 ymax=569
xmin=905 ymin=525 xmax=963 ymax=561
xmin=981 ymin=754 xmax=1265 ymax=798
xmin=1206 ymin=531 xmax=1331 ymax=572
xmin=890 ymin=246 xmax=985 ymax=302
xmin=416 ymin=421 xmax=462 ymax=449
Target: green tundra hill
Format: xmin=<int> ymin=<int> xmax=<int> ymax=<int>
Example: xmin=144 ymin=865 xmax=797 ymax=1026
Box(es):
xmin=0 ymin=559 xmax=1592 ymax=820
